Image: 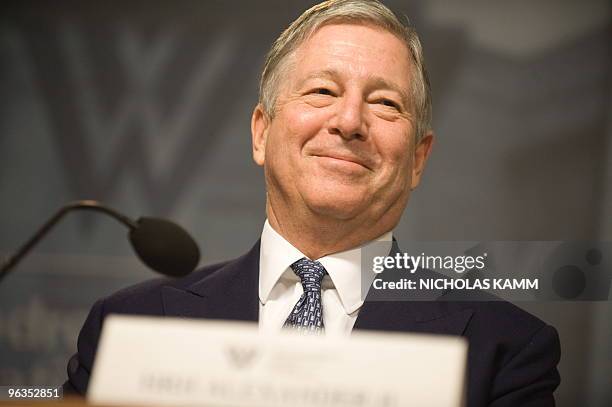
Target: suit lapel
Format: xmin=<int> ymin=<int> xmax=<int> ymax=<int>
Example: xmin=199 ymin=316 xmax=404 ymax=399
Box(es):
xmin=354 ymin=300 xmax=473 ymax=336
xmin=355 ymin=239 xmax=474 ymax=336
xmin=160 ymin=241 xmax=260 ymax=322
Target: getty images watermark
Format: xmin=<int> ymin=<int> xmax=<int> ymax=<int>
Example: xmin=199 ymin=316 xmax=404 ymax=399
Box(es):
xmin=360 ymin=242 xmax=612 ymax=302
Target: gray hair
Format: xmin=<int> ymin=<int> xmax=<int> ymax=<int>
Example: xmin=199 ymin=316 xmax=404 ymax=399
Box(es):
xmin=258 ymin=0 xmax=432 ymax=141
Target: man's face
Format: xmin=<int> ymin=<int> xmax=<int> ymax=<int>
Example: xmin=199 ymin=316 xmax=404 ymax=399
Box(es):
xmin=252 ymin=23 xmax=433 ymax=227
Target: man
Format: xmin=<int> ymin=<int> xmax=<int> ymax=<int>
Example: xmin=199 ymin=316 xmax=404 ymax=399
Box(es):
xmin=64 ymin=1 xmax=560 ymax=406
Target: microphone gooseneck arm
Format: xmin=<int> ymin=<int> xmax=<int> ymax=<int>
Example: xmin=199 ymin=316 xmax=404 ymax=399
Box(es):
xmin=0 ymin=200 xmax=138 ymax=282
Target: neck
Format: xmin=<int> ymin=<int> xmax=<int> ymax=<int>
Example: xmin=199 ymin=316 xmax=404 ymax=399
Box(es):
xmin=266 ymin=200 xmax=397 ymax=259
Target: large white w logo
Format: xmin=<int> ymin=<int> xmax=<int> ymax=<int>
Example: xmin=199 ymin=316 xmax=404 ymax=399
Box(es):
xmin=21 ymin=23 xmax=260 ymax=215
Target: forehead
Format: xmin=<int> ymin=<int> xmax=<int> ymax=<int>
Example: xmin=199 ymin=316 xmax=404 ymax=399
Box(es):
xmin=288 ymin=23 xmax=413 ymax=89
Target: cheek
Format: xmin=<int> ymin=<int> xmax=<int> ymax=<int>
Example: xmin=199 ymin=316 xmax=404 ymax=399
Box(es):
xmin=373 ymin=128 xmax=415 ymax=185
xmin=282 ymin=103 xmax=328 ymax=144
xmin=265 ymin=106 xmax=325 ymax=171
xmin=375 ymin=126 xmax=413 ymax=165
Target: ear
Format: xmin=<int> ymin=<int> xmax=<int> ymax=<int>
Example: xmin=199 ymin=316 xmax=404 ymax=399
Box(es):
xmin=410 ymin=131 xmax=434 ymax=190
xmin=251 ymin=104 xmax=269 ymax=166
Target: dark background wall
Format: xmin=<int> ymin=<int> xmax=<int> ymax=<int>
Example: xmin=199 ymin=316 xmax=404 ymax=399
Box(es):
xmin=0 ymin=1 xmax=610 ymax=406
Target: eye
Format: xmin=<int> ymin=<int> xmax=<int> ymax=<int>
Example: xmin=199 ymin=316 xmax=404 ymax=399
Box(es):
xmin=312 ymin=88 xmax=334 ymax=96
xmin=380 ymin=99 xmax=400 ymax=110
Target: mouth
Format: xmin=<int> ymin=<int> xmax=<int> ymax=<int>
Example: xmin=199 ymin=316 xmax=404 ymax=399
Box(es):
xmin=311 ymin=154 xmax=372 ymax=171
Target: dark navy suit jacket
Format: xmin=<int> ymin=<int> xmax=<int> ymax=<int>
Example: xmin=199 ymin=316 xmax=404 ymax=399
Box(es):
xmin=64 ymin=241 xmax=560 ymax=406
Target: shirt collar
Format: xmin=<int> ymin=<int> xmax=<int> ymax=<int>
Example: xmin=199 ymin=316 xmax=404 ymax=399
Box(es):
xmin=258 ymin=220 xmax=393 ymax=315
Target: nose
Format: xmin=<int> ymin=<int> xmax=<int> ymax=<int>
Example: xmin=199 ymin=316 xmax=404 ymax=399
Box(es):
xmin=329 ymin=93 xmax=367 ymax=141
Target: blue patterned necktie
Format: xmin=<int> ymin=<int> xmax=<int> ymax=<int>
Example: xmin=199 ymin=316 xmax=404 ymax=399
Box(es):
xmin=284 ymin=257 xmax=327 ymax=334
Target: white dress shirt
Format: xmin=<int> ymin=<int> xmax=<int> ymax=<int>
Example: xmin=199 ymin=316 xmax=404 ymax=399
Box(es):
xmin=258 ymin=220 xmax=392 ymax=336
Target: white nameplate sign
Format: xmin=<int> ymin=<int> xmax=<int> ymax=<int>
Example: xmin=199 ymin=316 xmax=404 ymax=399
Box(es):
xmin=88 ymin=316 xmax=467 ymax=407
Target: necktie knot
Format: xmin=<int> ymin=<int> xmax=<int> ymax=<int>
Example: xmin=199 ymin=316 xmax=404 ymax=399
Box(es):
xmin=290 ymin=258 xmax=327 ymax=293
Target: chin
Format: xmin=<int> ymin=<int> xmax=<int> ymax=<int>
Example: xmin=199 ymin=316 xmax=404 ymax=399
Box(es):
xmin=304 ymin=194 xmax=368 ymax=221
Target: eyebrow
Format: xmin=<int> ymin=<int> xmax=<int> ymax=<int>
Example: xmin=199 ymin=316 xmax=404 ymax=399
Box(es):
xmin=295 ymin=69 xmax=339 ymax=88
xmin=296 ymin=69 xmax=411 ymax=108
xmin=367 ymin=77 xmax=411 ymax=109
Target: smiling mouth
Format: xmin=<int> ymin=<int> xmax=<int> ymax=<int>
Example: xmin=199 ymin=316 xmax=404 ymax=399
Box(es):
xmin=312 ymin=154 xmax=372 ymax=171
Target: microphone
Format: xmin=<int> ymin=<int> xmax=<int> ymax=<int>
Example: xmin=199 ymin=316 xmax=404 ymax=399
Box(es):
xmin=129 ymin=217 xmax=200 ymax=278
xmin=0 ymin=200 xmax=200 ymax=284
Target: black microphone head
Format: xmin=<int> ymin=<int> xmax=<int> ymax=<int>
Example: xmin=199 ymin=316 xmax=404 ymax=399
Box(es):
xmin=129 ymin=217 xmax=200 ymax=277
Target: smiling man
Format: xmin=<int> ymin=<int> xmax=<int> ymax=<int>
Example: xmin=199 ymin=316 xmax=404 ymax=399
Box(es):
xmin=251 ymin=21 xmax=431 ymax=260
xmin=65 ymin=1 xmax=560 ymax=406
